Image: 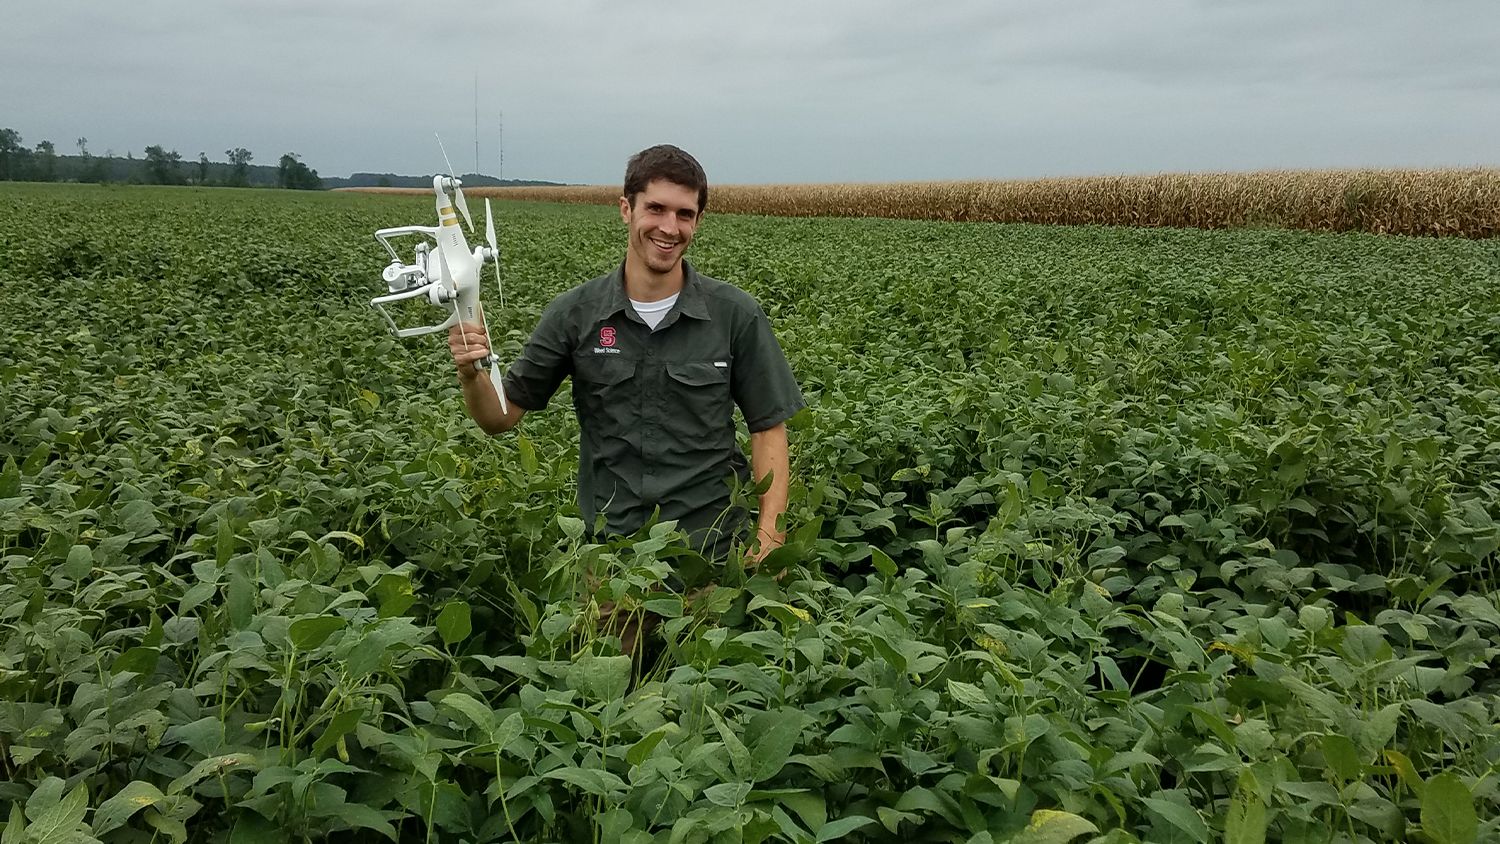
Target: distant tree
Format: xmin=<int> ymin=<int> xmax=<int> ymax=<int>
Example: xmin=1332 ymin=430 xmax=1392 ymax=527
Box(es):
xmin=34 ymin=140 xmax=57 ymax=182
xmin=97 ymin=148 xmax=115 ymax=183
xmin=197 ymin=152 xmax=210 ymax=185
xmin=277 ymin=152 xmax=321 ymax=190
xmin=0 ymin=128 xmax=29 ymax=180
xmin=377 ymin=175 xmax=392 ymax=187
xmin=225 ymin=147 xmax=252 ymax=187
xmin=81 ymin=145 xmax=108 ymax=183
xmin=144 ymin=145 xmax=184 ymax=185
xmin=76 ymin=136 xmax=103 ymax=183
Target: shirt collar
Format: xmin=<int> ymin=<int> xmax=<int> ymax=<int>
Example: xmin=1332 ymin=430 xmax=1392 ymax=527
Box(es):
xmin=596 ymin=260 xmax=711 ymax=326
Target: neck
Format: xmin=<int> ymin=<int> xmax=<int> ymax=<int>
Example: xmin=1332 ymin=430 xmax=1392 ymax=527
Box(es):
xmin=623 ymin=251 xmax=685 ymax=302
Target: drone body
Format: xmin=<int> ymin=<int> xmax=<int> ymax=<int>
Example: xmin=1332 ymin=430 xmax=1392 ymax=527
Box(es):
xmin=371 ymin=174 xmax=509 ymax=412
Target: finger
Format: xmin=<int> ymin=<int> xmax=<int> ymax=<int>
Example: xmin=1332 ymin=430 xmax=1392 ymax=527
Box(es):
xmin=449 ymin=330 xmax=490 ymax=354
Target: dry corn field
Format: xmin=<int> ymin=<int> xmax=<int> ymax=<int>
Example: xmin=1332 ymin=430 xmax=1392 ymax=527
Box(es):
xmin=357 ymin=168 xmax=1500 ymax=237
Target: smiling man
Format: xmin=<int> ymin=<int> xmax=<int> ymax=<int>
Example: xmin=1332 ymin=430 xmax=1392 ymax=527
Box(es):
xmin=448 ymin=144 xmax=804 ymax=568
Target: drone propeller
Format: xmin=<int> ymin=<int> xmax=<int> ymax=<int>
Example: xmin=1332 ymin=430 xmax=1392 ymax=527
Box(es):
xmin=434 ymin=133 xmax=474 ymax=231
xmin=485 ymin=198 xmax=504 ymax=313
xmin=482 ymin=316 xmax=508 ymax=415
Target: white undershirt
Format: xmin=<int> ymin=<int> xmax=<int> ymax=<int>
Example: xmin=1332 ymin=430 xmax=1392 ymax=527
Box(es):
xmin=630 ymin=292 xmax=680 ymax=330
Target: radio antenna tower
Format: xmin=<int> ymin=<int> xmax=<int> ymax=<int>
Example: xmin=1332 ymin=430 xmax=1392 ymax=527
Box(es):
xmin=498 ymin=112 xmax=505 ymax=183
xmin=473 ymin=73 xmax=480 ymax=176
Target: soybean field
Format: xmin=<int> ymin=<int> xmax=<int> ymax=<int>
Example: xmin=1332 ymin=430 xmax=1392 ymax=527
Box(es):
xmin=1 ymin=183 xmax=1498 ymax=843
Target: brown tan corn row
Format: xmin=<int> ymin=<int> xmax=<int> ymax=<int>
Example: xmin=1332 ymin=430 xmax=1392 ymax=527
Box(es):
xmin=347 ymin=168 xmax=1500 ymax=237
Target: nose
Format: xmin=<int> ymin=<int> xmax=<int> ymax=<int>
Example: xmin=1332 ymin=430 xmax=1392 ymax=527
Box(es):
xmin=658 ymin=215 xmax=678 ymax=236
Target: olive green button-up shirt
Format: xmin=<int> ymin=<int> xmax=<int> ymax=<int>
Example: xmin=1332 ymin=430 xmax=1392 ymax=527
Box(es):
xmin=502 ymin=261 xmax=805 ymax=555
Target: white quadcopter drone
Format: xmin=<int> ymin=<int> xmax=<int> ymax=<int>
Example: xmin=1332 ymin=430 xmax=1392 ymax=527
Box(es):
xmin=370 ymin=149 xmax=509 ymax=413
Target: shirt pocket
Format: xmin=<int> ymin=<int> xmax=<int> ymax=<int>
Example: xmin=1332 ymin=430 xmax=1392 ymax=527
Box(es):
xmin=572 ymin=357 xmax=637 ymax=431
xmin=664 ymin=360 xmax=734 ymax=444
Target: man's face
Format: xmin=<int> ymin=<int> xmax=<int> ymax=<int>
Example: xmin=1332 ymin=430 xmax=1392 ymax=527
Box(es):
xmin=620 ymin=179 xmax=701 ymax=275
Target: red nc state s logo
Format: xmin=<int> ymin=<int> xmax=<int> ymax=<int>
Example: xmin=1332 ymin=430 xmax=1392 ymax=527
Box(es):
xmin=599 ymin=327 xmax=616 ymax=347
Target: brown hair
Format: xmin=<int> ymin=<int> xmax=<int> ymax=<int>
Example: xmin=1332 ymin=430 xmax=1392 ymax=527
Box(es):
xmin=623 ymin=145 xmax=708 ymax=214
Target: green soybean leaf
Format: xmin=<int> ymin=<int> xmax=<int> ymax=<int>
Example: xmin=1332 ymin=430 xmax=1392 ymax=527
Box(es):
xmin=321 ymin=802 xmax=397 ymax=841
xmin=0 ymin=457 xmax=19 ymax=497
xmin=542 ymin=766 xmax=625 ymax=797
xmin=627 ymin=726 xmax=668 ymax=766
xmin=371 ymin=573 xmax=416 ymax=618
xmin=63 ymin=544 xmax=93 ymax=579
xmin=228 ymin=813 xmax=284 ymax=844
xmin=1321 ymin=733 xmax=1362 ymax=782
xmin=473 ymin=654 xmax=541 ymax=682
xmin=1277 ymin=781 xmax=1340 ymax=806
xmin=1450 ymin=595 xmax=1500 ymax=630
xmin=1384 ymin=749 xmax=1425 ymax=797
xmin=762 ymin=791 xmax=825 ymax=834
xmin=751 ymin=711 xmax=804 ymax=782
xmin=709 ymin=708 xmax=752 ymax=781
xmin=1011 ymin=809 xmax=1099 ymax=844
xmin=312 ymin=708 xmax=363 ymax=757
xmin=598 ymin=809 xmax=636 ymax=843
xmin=705 ymin=782 xmax=751 ymax=808
xmin=167 ymin=753 xmax=258 ymax=795
xmin=642 ymin=595 xmax=683 ymax=618
xmin=816 ymin=815 xmax=877 ymax=842
xmin=214 ymin=516 xmax=235 ymax=567
xmin=947 ymin=680 xmax=990 ymax=710
xmin=870 ymin=546 xmax=897 ymax=579
xmin=517 ymin=434 xmax=539 ymax=475
xmin=491 ymin=711 xmax=524 ymax=753
xmin=1225 ymin=772 xmax=1267 ymax=844
xmin=111 ymin=646 xmax=160 ymax=677
xmin=557 ymin=515 xmax=585 ymax=542
xmin=566 ymin=653 xmax=631 ymax=701
xmin=226 ymin=570 xmax=254 ymax=629
xmin=94 ymin=780 xmax=166 ymax=835
xmin=435 ymin=600 xmax=472 ymax=646
xmin=1383 ymin=436 xmax=1403 ymax=470
xmin=21 ymin=444 xmax=49 ymax=477
xmin=438 ymin=692 xmax=496 ymax=734
xmin=1421 ymin=772 xmax=1477 ymax=844
xmin=3 ymin=802 xmax=25 ymax=844
xmin=289 ymin=616 xmax=345 ymax=650
xmin=24 ymin=782 xmax=88 ymax=843
xmin=1142 ymin=796 xmax=1208 ymax=840
xmin=504 ymin=577 xmax=540 ymax=632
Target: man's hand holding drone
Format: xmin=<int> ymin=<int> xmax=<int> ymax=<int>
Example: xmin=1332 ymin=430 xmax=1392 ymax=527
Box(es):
xmin=449 ymin=319 xmax=494 ymax=383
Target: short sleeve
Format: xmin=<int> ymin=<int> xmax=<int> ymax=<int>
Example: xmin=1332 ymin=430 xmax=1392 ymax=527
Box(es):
xmin=501 ymin=298 xmax=574 ymax=411
xmin=730 ymin=303 xmax=805 ymax=432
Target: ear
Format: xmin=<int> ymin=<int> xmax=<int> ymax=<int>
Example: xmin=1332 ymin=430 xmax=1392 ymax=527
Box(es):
xmin=619 ymin=195 xmax=631 ymax=223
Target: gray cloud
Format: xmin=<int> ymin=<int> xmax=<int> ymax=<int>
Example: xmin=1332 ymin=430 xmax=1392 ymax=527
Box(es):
xmin=4 ymin=0 xmax=1496 ymax=183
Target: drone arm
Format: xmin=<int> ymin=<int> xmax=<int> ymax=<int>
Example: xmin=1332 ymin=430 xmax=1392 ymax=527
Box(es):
xmin=370 ymin=289 xmax=460 ymax=338
xmin=374 ymin=225 xmax=439 ymax=263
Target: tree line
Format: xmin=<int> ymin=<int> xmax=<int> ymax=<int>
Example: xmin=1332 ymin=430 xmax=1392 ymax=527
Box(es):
xmin=0 ymin=128 xmax=322 ymax=190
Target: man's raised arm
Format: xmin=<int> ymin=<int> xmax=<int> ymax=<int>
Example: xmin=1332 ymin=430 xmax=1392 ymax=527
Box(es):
xmin=449 ymin=320 xmax=525 ymax=434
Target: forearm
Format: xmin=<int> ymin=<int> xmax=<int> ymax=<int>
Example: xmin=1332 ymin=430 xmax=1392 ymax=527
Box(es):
xmin=749 ymin=423 xmax=790 ymax=549
xmin=459 ymin=371 xmax=523 ymax=435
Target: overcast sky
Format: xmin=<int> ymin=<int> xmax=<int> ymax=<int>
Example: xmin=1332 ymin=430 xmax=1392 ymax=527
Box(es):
xmin=6 ymin=1 xmax=1497 ymax=184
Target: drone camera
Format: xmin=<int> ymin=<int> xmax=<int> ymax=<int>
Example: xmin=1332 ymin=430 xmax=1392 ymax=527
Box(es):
xmin=382 ymin=261 xmax=427 ymax=294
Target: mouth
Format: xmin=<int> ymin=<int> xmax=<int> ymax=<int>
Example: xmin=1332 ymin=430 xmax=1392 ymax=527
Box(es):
xmin=648 ymin=236 xmax=679 ymax=253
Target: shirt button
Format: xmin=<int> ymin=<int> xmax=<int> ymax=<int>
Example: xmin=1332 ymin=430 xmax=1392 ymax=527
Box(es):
xmin=646 ymin=348 xmax=655 ymax=358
